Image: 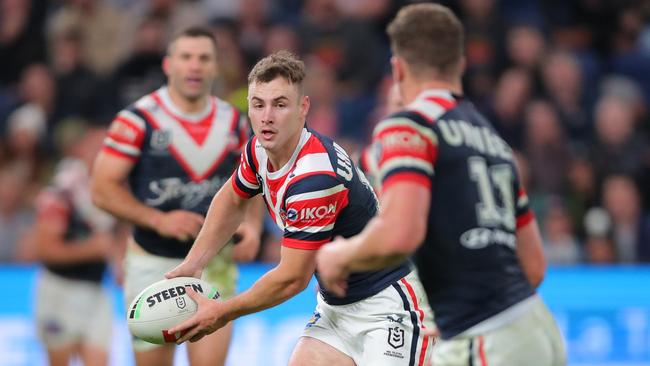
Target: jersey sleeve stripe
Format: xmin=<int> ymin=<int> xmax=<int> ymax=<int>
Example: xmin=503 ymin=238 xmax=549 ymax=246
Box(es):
xmin=516 ymin=210 xmax=534 ymax=228
xmin=231 ymin=175 xmax=256 ymax=198
xmin=379 ymin=157 xmax=434 ymax=180
xmin=237 ymin=166 xmax=259 ymax=190
xmin=285 ymin=223 xmax=335 ymax=233
xmin=383 ymin=172 xmax=432 ymax=191
xmin=117 ymin=110 xmax=146 ymax=131
xmin=282 ymin=237 xmax=330 ymax=250
xmin=285 ymin=184 xmax=346 ymax=204
xmin=104 ymin=137 xmax=141 ymax=157
xmin=102 ymin=146 xmax=139 ymax=162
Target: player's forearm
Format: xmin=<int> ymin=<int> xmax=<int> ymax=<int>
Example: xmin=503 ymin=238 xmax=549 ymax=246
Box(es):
xmin=91 ymin=181 xmax=162 ymax=230
xmin=37 ymin=238 xmax=106 ymax=264
xmin=344 ymin=215 xmax=417 ymax=272
xmin=221 ymin=267 xmax=309 ymax=321
xmin=185 ymin=182 xmax=250 ymax=269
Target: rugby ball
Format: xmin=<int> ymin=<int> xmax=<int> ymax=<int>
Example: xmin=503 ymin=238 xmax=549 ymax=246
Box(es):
xmin=126 ymin=277 xmax=220 ymax=344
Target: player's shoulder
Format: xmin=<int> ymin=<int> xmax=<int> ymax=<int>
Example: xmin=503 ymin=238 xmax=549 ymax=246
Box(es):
xmin=293 ymin=130 xmax=337 ymax=174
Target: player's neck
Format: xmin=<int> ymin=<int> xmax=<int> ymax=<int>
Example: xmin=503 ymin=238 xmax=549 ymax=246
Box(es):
xmin=167 ymin=86 xmax=209 ymax=114
xmin=401 ymin=78 xmax=462 ymax=105
xmin=266 ymin=129 xmax=303 ymax=172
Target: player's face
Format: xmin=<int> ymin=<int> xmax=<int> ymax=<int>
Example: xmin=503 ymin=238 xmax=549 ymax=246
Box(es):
xmin=164 ymin=36 xmax=218 ymax=101
xmin=248 ymin=77 xmax=309 ymax=157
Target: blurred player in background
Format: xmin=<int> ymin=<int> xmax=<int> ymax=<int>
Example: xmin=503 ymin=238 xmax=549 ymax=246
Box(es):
xmin=166 ymin=51 xmax=434 ymax=366
xmin=33 ymin=124 xmax=121 ymax=366
xmin=90 ymin=27 xmax=263 ymax=366
xmin=316 ymin=4 xmax=566 ymax=365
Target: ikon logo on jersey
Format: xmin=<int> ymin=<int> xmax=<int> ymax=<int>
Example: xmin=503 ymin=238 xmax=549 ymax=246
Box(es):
xmin=380 ymin=129 xmax=429 ymax=155
xmin=284 ymin=203 xmax=337 ymax=222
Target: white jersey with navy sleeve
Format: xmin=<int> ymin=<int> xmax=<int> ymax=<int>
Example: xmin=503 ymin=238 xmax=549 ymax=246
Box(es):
xmin=102 ymin=86 xmax=249 ymax=258
xmin=232 ymin=127 xmax=411 ymax=304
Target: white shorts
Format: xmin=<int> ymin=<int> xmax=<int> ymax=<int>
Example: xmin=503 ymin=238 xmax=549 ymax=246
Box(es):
xmin=302 ymin=270 xmax=434 ymax=366
xmin=432 ymin=296 xmax=566 ymax=366
xmin=124 ymin=239 xmax=237 ymax=351
xmin=35 ymin=269 xmax=112 ymax=350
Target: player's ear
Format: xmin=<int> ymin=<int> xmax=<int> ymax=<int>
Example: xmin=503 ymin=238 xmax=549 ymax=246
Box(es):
xmin=390 ymin=56 xmax=405 ymax=85
xmin=300 ymin=95 xmax=310 ymax=118
xmin=162 ymin=56 xmax=171 ymax=77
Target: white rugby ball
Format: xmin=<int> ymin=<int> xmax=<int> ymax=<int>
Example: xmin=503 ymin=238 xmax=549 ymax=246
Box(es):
xmin=127 ymin=277 xmax=220 ymax=344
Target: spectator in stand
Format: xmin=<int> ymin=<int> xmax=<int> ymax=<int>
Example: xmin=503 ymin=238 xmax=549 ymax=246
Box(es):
xmin=541 ymin=196 xmax=582 ymax=265
xmin=0 ymin=162 xmax=35 ymax=262
xmin=602 ymin=175 xmax=650 ymax=263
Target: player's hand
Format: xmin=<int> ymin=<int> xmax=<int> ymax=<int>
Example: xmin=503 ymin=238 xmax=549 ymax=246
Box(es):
xmin=91 ymin=233 xmax=114 ymax=259
xmin=152 ymin=210 xmax=204 ymax=242
xmin=169 ymin=286 xmax=230 ymax=344
xmin=232 ymin=222 xmax=261 ymax=262
xmin=315 ymin=237 xmax=351 ymax=297
xmin=165 ymin=260 xmax=203 ymax=279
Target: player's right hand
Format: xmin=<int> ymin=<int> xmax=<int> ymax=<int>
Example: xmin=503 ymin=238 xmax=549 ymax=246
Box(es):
xmin=153 ymin=210 xmax=204 ymax=241
xmin=165 ymin=260 xmax=203 ymax=279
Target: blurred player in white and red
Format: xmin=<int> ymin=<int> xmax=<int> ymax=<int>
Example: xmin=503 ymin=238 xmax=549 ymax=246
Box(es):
xmin=165 ymin=51 xmax=434 ymax=366
xmin=33 ymin=124 xmax=122 ymax=366
xmin=316 ymin=4 xmax=566 ymax=366
xmin=90 ymin=27 xmax=263 ymax=366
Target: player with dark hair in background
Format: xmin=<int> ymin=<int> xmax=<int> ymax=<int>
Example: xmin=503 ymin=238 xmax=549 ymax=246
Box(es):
xmin=166 ymin=51 xmax=434 ymax=366
xmin=91 ymin=26 xmax=263 ymax=366
xmin=317 ymin=4 xmax=566 ymax=365
xmin=33 ymin=125 xmax=121 ymax=366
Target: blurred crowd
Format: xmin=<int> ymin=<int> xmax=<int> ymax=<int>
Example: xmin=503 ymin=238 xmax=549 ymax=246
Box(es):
xmin=1 ymin=0 xmax=650 ymax=266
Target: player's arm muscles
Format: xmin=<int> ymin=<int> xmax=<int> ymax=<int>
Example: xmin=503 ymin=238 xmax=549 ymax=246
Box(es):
xmin=221 ymin=247 xmax=315 ymax=321
xmin=516 ymin=219 xmax=546 ymax=288
xmin=32 ymin=210 xmax=108 ymax=265
xmin=181 ymin=178 xmax=254 ymax=271
xmin=90 ymin=152 xmax=162 ymax=230
xmin=344 ymin=181 xmax=430 ymax=272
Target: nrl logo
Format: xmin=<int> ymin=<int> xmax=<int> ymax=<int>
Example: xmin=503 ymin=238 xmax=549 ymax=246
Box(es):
xmin=151 ymin=129 xmax=171 ymax=150
xmin=387 ymin=326 xmax=405 ymax=349
xmin=175 ymin=297 xmax=186 ymax=310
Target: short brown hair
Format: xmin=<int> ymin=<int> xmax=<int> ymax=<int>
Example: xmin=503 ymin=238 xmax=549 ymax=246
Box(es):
xmin=168 ymin=26 xmax=218 ymax=55
xmin=387 ymin=4 xmax=464 ymax=77
xmin=248 ymin=51 xmax=306 ymax=90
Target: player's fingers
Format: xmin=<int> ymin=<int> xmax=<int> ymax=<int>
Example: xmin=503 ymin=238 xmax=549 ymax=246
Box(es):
xmin=185 ymin=212 xmax=205 ymax=226
xmin=176 ymin=326 xmax=201 ymax=344
xmin=168 ymin=315 xmax=198 ymax=335
xmin=184 ymin=286 xmax=204 ymax=303
xmin=421 ymin=326 xmax=440 ymax=338
xmin=190 ymin=332 xmax=206 ymax=343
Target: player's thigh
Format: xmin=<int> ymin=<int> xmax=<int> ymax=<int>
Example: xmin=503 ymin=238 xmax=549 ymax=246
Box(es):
xmin=289 ymin=337 xmax=355 ymax=366
xmin=123 ymin=244 xmax=182 ymax=307
xmin=187 ymin=321 xmax=233 ymax=366
xmin=79 ymin=343 xmax=108 ymax=366
xmin=431 ymin=337 xmax=472 ymax=366
xmin=201 ymin=243 xmax=238 ymax=300
xmin=45 ymin=345 xmax=77 ymax=366
xmin=134 ymin=344 xmax=175 ymax=366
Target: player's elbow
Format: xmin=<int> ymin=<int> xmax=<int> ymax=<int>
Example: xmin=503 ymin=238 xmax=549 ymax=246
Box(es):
xmin=285 ymin=275 xmax=311 ymax=297
xmin=526 ymin=255 xmax=546 ymax=288
xmin=90 ymin=178 xmax=108 ymax=210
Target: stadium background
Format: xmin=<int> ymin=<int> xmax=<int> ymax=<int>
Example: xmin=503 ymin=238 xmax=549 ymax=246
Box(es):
xmin=1 ymin=0 xmax=650 ymax=365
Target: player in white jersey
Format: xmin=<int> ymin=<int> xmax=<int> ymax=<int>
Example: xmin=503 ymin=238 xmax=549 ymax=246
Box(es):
xmin=91 ymin=27 xmax=263 ymax=366
xmin=317 ymin=4 xmax=566 ymax=366
xmin=32 ymin=125 xmax=120 ymax=366
xmin=165 ymin=51 xmax=433 ymax=366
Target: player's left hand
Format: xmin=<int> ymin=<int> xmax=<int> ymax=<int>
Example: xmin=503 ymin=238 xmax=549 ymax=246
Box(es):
xmin=232 ymin=222 xmax=261 ymax=262
xmin=169 ymin=286 xmax=231 ymax=344
xmin=315 ymin=237 xmax=351 ymax=297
